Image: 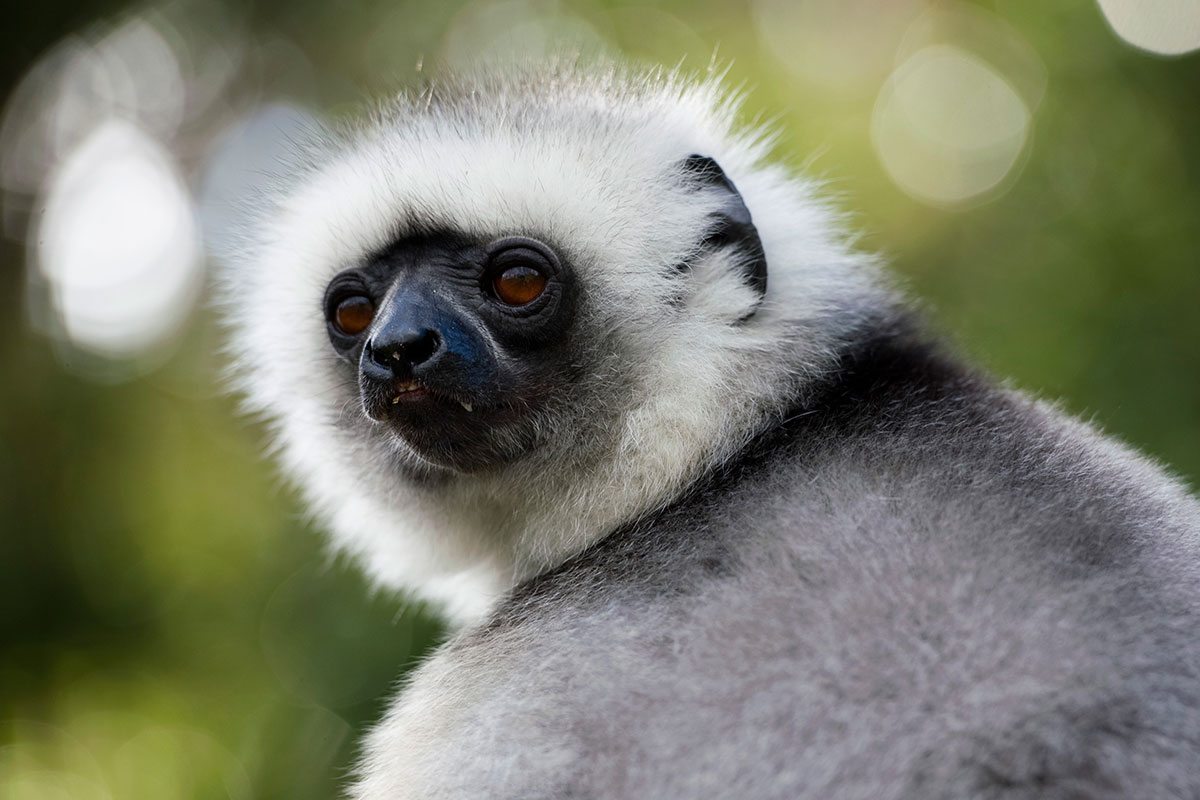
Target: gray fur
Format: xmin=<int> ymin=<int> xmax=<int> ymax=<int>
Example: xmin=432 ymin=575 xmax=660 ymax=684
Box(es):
xmin=221 ymin=63 xmax=1200 ymax=799
xmin=355 ymin=320 xmax=1200 ymax=799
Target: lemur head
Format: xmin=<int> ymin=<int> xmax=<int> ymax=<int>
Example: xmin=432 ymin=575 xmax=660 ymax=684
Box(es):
xmin=223 ymin=64 xmax=880 ymax=621
xmin=317 ymin=150 xmax=762 ymax=474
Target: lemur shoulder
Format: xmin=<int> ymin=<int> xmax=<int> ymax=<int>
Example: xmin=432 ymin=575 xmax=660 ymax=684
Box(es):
xmin=222 ymin=64 xmax=1200 ymax=799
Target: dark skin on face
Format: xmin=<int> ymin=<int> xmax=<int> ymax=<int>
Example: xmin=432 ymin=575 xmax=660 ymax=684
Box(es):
xmin=319 ymin=155 xmax=766 ymax=473
xmin=322 ymin=232 xmax=578 ymax=472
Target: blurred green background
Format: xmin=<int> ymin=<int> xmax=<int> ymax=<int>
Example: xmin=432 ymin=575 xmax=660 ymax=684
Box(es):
xmin=0 ymin=1 xmax=1197 ymax=798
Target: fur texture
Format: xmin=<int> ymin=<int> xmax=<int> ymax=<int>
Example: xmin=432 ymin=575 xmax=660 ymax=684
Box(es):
xmin=222 ymin=63 xmax=884 ymax=620
xmin=222 ymin=63 xmax=1200 ymax=798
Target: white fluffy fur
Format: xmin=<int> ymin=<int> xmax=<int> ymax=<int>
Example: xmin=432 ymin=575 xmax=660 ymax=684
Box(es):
xmin=222 ymin=64 xmax=884 ymax=623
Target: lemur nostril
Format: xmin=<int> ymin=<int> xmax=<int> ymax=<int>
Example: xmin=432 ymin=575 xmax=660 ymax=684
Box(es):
xmin=369 ymin=328 xmax=441 ymax=373
xmin=404 ymin=329 xmax=440 ymax=368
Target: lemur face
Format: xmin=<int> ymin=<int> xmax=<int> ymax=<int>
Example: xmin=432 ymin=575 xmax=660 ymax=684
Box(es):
xmin=322 ymin=231 xmax=578 ymax=472
xmin=225 ymin=67 xmax=879 ymax=611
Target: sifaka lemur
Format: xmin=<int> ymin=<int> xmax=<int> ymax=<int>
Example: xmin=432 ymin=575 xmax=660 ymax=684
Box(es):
xmin=221 ymin=64 xmax=1200 ymax=799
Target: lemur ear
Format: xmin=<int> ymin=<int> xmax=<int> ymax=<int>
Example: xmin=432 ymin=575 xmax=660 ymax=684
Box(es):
xmin=680 ymin=154 xmax=768 ymax=303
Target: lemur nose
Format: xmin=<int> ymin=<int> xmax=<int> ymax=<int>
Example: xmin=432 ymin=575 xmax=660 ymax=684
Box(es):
xmin=367 ymin=328 xmax=441 ymax=375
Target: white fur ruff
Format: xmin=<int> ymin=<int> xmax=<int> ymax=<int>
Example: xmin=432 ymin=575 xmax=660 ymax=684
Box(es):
xmin=221 ymin=64 xmax=884 ymax=623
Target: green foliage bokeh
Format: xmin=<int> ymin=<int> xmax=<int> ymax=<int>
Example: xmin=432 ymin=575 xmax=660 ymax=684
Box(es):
xmin=0 ymin=1 xmax=1197 ymax=797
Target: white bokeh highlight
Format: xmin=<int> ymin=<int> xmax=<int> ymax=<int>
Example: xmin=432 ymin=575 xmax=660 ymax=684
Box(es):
xmin=37 ymin=120 xmax=202 ymax=359
xmin=1097 ymin=0 xmax=1200 ymax=56
xmin=753 ymin=0 xmax=922 ymax=92
xmin=442 ymin=0 xmax=610 ymax=66
xmin=198 ymin=102 xmax=322 ymax=261
xmin=871 ymin=44 xmax=1031 ymax=207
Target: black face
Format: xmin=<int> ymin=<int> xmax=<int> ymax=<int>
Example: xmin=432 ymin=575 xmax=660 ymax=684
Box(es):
xmin=323 ymin=232 xmax=578 ymax=472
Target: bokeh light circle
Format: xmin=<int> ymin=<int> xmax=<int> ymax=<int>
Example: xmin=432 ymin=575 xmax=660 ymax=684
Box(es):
xmin=441 ymin=0 xmax=610 ymax=66
xmin=1097 ymin=0 xmax=1200 ymax=56
xmin=753 ymin=0 xmax=922 ymax=92
xmin=871 ymin=44 xmax=1031 ymax=207
xmin=36 ymin=119 xmax=202 ymax=360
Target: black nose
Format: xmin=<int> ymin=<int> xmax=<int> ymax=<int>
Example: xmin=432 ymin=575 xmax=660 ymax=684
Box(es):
xmin=366 ymin=327 xmax=441 ymax=376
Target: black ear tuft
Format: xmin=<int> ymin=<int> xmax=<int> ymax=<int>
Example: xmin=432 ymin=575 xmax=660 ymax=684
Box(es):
xmin=680 ymin=154 xmax=768 ymax=304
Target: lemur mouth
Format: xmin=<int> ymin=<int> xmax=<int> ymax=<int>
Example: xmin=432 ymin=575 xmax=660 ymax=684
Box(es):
xmin=389 ymin=379 xmax=427 ymax=403
xmin=388 ymin=379 xmax=473 ymax=412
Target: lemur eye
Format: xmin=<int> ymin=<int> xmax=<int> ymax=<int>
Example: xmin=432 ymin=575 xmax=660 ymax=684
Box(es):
xmin=333 ymin=295 xmax=375 ymax=336
xmin=484 ymin=237 xmax=558 ymax=310
xmin=492 ymin=265 xmax=548 ymax=306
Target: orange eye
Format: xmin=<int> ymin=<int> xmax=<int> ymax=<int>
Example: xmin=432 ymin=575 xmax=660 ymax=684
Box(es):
xmin=333 ymin=295 xmax=375 ymax=336
xmin=492 ymin=265 xmax=548 ymax=306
